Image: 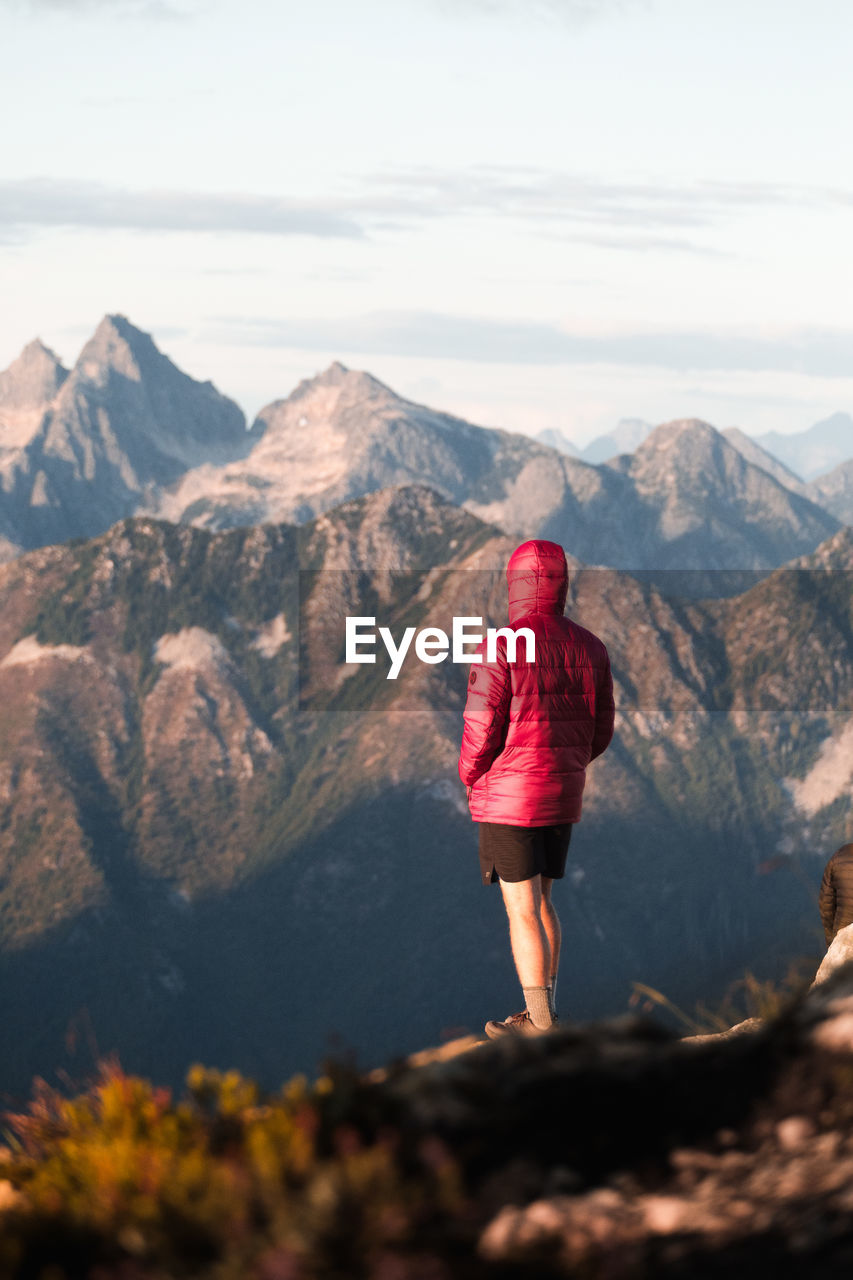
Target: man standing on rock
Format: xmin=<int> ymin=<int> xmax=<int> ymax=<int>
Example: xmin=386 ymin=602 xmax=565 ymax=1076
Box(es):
xmin=459 ymin=539 xmax=614 ymax=1038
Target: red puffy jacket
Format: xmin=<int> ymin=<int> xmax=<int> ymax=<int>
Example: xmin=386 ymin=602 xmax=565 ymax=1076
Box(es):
xmin=458 ymin=539 xmax=614 ymax=826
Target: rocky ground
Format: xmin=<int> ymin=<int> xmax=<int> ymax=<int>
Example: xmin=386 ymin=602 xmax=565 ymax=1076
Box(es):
xmin=4 ymin=958 xmax=853 ymax=1277
xmin=352 ymin=959 xmax=853 ymax=1277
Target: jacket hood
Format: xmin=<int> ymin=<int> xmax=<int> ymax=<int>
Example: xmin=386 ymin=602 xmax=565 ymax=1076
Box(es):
xmin=506 ymin=539 xmax=568 ymax=624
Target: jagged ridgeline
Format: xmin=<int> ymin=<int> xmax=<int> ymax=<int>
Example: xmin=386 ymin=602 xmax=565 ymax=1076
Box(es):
xmin=0 ymin=317 xmax=843 ymax=595
xmin=0 ymin=485 xmax=850 ymax=1093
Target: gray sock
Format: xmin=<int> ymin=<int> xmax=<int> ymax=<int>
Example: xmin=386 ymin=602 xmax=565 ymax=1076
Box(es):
xmin=548 ymin=975 xmax=558 ymax=1019
xmin=523 ymin=985 xmax=554 ymax=1030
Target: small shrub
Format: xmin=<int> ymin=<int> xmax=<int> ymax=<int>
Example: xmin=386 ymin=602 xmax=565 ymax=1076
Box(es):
xmin=0 ymin=1055 xmax=465 ymax=1278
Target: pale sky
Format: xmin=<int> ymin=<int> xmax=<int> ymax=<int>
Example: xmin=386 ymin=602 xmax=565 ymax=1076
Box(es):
xmin=3 ymin=0 xmax=853 ymax=444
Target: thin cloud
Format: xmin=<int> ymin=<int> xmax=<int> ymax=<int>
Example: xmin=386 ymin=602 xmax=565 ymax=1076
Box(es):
xmin=344 ymin=165 xmax=853 ymax=255
xmin=220 ymin=313 xmax=573 ymax=364
xmin=8 ymin=0 xmax=196 ymax=18
xmin=543 ymin=231 xmax=727 ymax=256
xmin=4 ymin=167 xmax=851 ymax=253
xmin=215 ymin=311 xmax=853 ymax=379
xmin=0 ymin=179 xmax=364 ymax=240
xmin=433 ymin=0 xmax=648 ymax=23
xmin=360 ymin=165 xmax=843 ymax=229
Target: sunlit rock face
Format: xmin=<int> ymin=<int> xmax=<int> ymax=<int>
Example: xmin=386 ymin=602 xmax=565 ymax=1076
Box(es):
xmin=0 ymin=320 xmax=843 ymax=583
xmin=0 ymin=492 xmax=850 ymax=1094
xmin=153 ymin=367 xmax=839 ymax=585
xmin=0 ymin=338 xmax=68 ymax=450
xmin=813 ymin=923 xmax=853 ymax=986
xmin=362 ymin=963 xmax=853 ymax=1278
xmin=808 ymin=456 xmax=853 ymax=524
xmin=0 ymin=316 xmax=252 ymax=549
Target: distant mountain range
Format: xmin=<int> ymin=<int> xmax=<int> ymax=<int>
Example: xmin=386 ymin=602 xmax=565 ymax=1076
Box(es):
xmin=545 ymin=415 xmax=853 ymax=480
xmin=150 ymin=362 xmax=839 ymax=586
xmin=0 ymin=318 xmax=845 ymax=592
xmin=539 ymin=418 xmax=653 ymax=464
xmin=534 ymin=426 xmax=581 ymax=456
xmin=0 ymin=315 xmax=851 ymax=1093
xmin=722 ymin=425 xmax=853 ymax=524
xmin=752 ymin=413 xmax=853 ymax=480
xmin=722 ymin=427 xmax=809 ymax=495
xmin=0 ymin=316 xmax=255 ymax=556
xmin=0 ymin=486 xmax=850 ymax=1091
xmin=146 ymin=367 xmax=846 ymax=591
xmin=539 ymin=416 xmax=853 ymax=481
xmin=0 ymin=318 xmax=848 ymax=589
xmin=808 ymin=458 xmax=853 ymax=524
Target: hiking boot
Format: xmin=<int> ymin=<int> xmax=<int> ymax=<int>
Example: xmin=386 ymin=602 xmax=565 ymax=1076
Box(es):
xmin=484 ymin=1010 xmax=553 ymax=1039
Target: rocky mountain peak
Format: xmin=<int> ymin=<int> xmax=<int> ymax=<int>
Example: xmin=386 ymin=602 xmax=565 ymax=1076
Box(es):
xmin=755 ymin=413 xmax=853 ymax=480
xmin=807 ymin=456 xmax=853 ymax=525
xmin=626 ymin=418 xmax=731 ymax=487
xmin=792 ymin=524 xmax=853 ymax=570
xmin=2 ymin=316 xmax=252 ymax=544
xmin=59 ymin=315 xmax=246 ymax=448
xmin=251 ymin=362 xmax=403 ymax=448
xmin=535 ymin=427 xmax=580 ymax=457
xmin=283 ymin=360 xmax=399 ymax=413
xmin=0 ymin=338 xmax=67 ymax=404
xmin=641 ymin=418 xmax=719 ymax=452
xmin=582 ymin=417 xmax=653 ymax=464
xmin=723 ymin=427 xmax=809 ymax=496
xmin=0 ymin=338 xmax=70 ymax=449
xmin=74 ymin=313 xmax=163 ymax=385
xmin=603 ymin=415 xmax=840 ymax=577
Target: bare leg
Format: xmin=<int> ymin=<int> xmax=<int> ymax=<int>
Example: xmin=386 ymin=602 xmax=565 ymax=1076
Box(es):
xmin=540 ymin=876 xmax=561 ymax=981
xmin=498 ymin=874 xmax=551 ymax=988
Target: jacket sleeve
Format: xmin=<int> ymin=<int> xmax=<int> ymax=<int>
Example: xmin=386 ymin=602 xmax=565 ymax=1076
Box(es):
xmin=590 ymin=648 xmax=615 ymax=762
xmin=819 ymin=858 xmax=837 ymax=946
xmin=458 ymin=639 xmax=512 ymax=787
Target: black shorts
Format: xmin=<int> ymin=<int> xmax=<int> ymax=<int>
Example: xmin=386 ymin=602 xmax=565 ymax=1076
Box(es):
xmin=478 ymin=821 xmax=573 ymax=886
